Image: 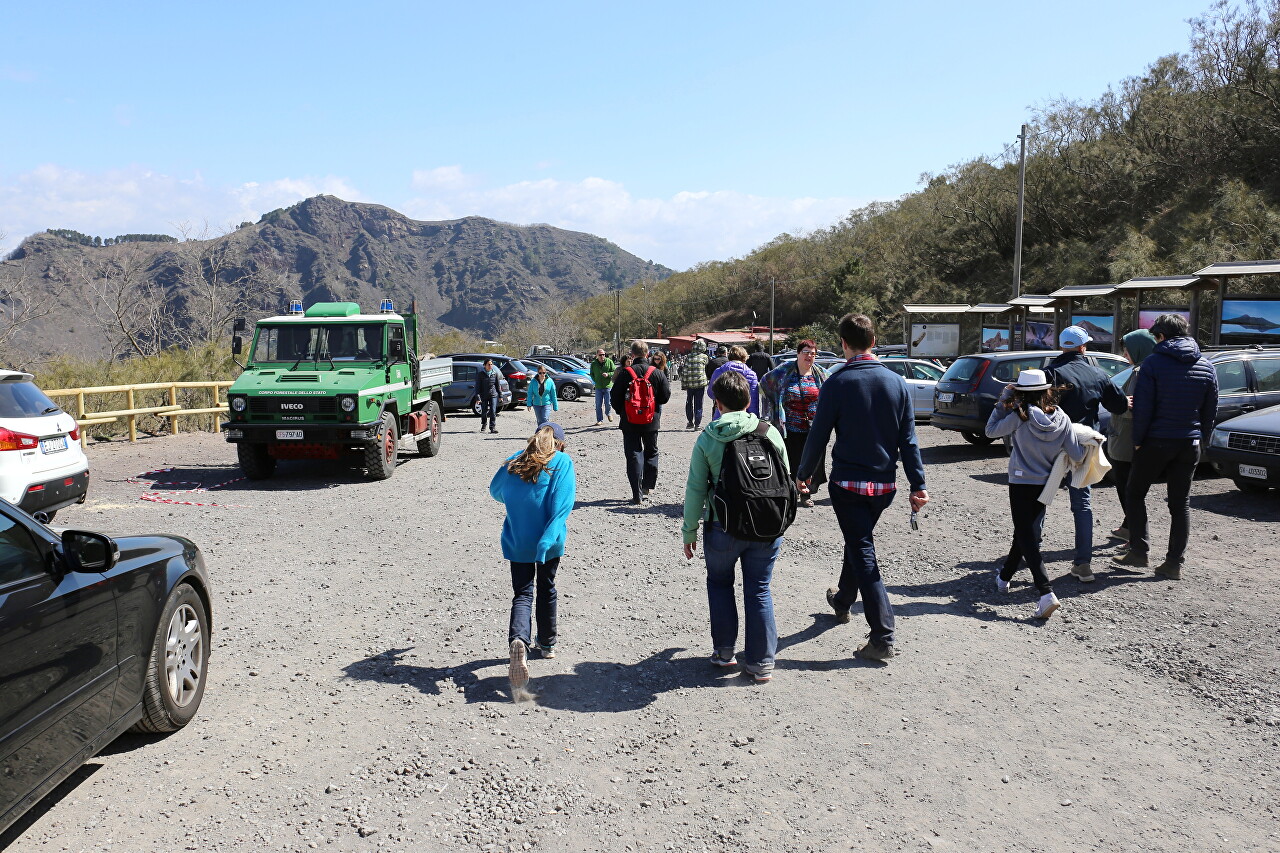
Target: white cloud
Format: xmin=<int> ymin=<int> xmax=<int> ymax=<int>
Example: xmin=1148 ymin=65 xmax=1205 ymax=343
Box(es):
xmin=402 ymin=170 xmax=866 ymax=269
xmin=0 ymin=165 xmax=363 ymax=252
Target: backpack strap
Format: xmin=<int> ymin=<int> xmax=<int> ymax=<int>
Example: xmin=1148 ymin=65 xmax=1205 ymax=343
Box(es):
xmin=752 ymin=421 xmax=771 ymax=438
xmin=641 ymin=366 xmax=655 ymax=380
xmin=626 ymin=366 xmax=639 ymax=381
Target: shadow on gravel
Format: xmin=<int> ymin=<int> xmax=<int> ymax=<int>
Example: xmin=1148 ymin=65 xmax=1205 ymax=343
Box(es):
xmin=967 ymin=472 xmax=1007 ymax=486
xmin=1189 ymin=491 xmax=1280 ymax=520
xmin=95 ymin=731 xmax=168 ymax=757
xmin=920 ymin=443 xmax=1003 ymax=466
xmin=342 ymin=648 xmax=509 ymax=703
xmin=122 ymin=463 xmax=373 ymax=494
xmin=572 ymin=498 xmax=684 ymax=518
xmin=0 ymin=762 xmax=102 ymax=848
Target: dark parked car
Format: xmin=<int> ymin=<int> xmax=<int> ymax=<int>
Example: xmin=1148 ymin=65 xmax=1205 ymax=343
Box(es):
xmin=1207 ymin=404 xmax=1280 ymax=493
xmin=439 ymin=354 xmax=531 ymax=407
xmin=532 ymin=355 xmax=591 ymax=378
xmin=0 ymin=503 xmax=211 ymax=836
xmin=521 ymin=360 xmax=595 ymax=402
xmin=1203 ymin=345 xmax=1280 ymax=423
xmin=441 ymin=361 xmax=512 ymax=416
xmin=931 ymin=350 xmax=1129 ymax=444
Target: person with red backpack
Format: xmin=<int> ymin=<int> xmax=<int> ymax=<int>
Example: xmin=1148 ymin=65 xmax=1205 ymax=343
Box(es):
xmin=610 ymin=340 xmax=672 ymax=505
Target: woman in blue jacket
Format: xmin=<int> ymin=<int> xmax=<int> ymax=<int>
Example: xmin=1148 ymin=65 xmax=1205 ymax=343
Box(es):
xmin=525 ymin=364 xmax=560 ymax=427
xmin=489 ymin=422 xmax=576 ymax=700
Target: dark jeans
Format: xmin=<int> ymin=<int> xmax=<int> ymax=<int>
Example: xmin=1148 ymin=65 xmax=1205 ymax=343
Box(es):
xmin=1111 ymin=458 xmax=1132 ymax=529
xmin=508 ymin=558 xmax=559 ymax=649
xmin=480 ymin=394 xmax=500 ymax=430
xmin=828 ymin=485 xmax=896 ymax=647
xmin=1126 ymin=438 xmax=1199 ymax=565
xmin=783 ymin=428 xmax=826 ymax=488
xmin=684 ymin=388 xmax=705 ymax=427
xmin=1002 ymin=483 xmax=1052 ymax=595
xmin=622 ymin=429 xmax=659 ymax=498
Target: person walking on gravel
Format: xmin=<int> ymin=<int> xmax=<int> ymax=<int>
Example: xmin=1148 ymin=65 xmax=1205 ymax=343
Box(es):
xmin=761 ymin=339 xmax=831 ymax=508
xmin=986 ymin=370 xmax=1088 ymax=619
xmin=705 ymin=345 xmax=728 ymax=381
xmin=590 ymin=349 xmax=616 ymax=426
xmin=795 ymin=314 xmax=928 ymax=662
xmin=526 ymin=364 xmax=559 ymax=428
xmin=707 ymin=346 xmax=760 ymax=419
xmin=682 ymin=371 xmax=790 ymax=682
xmin=1112 ymin=314 xmax=1218 ymax=580
xmin=489 ymin=422 xmax=576 ymax=700
xmin=746 ymin=342 xmax=774 ymax=382
xmin=1106 ymin=329 xmax=1158 ymax=547
xmin=477 ymin=358 xmax=502 ymax=434
xmin=1044 ymin=325 xmax=1129 ymax=582
xmin=680 ymin=339 xmax=710 ymax=429
xmin=611 ymin=340 xmax=671 ymax=504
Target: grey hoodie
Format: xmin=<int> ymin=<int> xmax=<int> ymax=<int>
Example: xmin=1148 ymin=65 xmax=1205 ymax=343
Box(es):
xmin=986 ymin=403 xmax=1086 ymax=484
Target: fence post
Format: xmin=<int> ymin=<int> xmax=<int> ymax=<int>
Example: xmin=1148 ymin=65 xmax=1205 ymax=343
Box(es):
xmin=76 ymin=392 xmax=86 ymax=448
xmin=169 ymin=385 xmax=179 ymax=436
xmin=126 ymin=388 xmax=137 ymax=442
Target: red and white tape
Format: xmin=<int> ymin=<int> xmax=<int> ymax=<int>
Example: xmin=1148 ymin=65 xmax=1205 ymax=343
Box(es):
xmin=126 ymin=467 xmax=248 ymax=508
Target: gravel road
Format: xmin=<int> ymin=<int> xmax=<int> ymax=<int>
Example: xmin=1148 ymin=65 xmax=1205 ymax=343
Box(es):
xmin=3 ymin=400 xmax=1278 ymax=853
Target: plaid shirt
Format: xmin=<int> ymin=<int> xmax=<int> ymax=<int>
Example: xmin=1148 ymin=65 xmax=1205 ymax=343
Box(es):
xmin=831 ymin=353 xmax=895 ymax=495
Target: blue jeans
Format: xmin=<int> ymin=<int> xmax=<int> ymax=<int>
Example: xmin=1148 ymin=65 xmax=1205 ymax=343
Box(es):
xmin=685 ymin=388 xmax=705 ymax=427
xmin=1068 ymin=484 xmax=1092 ymax=565
xmin=828 ymin=485 xmax=896 ymax=647
xmin=704 ymin=525 xmax=779 ymax=673
xmin=508 ymin=558 xmax=559 ymax=649
xmin=480 ymin=394 xmax=500 ymax=430
xmin=594 ymin=389 xmax=612 ymax=422
xmin=532 ymin=404 xmax=552 ymax=427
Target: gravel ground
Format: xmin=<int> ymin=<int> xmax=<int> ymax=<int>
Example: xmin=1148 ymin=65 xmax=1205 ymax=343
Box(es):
xmin=3 ymin=401 xmax=1278 ymax=853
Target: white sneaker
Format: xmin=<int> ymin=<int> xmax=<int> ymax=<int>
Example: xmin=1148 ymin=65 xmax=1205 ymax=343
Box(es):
xmin=995 ymin=570 xmax=1010 ymax=594
xmin=1034 ymin=593 xmax=1060 ymax=620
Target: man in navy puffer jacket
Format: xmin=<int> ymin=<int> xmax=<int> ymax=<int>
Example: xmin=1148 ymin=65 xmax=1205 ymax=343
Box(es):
xmin=1112 ymin=314 xmax=1218 ymax=580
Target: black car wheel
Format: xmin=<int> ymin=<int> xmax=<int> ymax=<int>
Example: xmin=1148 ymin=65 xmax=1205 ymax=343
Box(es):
xmin=961 ymin=431 xmax=995 ymax=446
xmin=416 ymin=400 xmax=442 ymax=457
xmin=237 ymin=442 xmax=276 ymax=480
xmin=364 ymin=411 xmax=398 ymax=480
xmin=560 ymin=383 xmax=580 ymax=402
xmin=132 ymin=583 xmax=209 ymax=733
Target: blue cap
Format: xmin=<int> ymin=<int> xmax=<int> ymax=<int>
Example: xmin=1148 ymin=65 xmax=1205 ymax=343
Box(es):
xmin=543 ymin=422 xmax=566 ymax=442
xmin=1059 ymin=325 xmax=1092 ymax=348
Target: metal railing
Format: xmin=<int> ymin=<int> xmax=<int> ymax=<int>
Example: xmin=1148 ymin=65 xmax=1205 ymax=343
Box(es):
xmin=44 ymin=381 xmax=233 ymax=446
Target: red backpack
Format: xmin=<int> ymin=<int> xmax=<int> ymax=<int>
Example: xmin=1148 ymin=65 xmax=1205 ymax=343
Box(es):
xmin=624 ymin=366 xmax=657 ymax=424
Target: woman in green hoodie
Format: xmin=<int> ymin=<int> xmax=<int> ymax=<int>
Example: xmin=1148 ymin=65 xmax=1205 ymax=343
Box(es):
xmin=681 ymin=371 xmax=790 ymax=682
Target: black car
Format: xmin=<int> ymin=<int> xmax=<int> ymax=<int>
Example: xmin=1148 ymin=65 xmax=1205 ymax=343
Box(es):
xmin=521 ymin=359 xmax=595 ymax=402
xmin=1203 ymin=345 xmax=1280 ymax=423
xmin=0 ymin=503 xmax=211 ymax=836
xmin=1207 ymin=404 xmax=1280 ymax=493
xmin=439 ymin=354 xmax=531 ymax=408
xmin=441 ymin=361 xmax=513 ymax=416
xmin=931 ymin=349 xmax=1129 ymax=444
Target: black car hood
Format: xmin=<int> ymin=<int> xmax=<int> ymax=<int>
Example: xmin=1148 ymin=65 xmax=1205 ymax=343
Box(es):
xmin=1216 ymin=404 xmax=1280 ymax=433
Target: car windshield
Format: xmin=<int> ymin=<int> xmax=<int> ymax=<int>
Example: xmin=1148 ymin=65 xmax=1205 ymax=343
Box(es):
xmin=252 ymin=324 xmax=385 ymax=363
xmin=915 ymin=363 xmax=944 ymax=380
xmin=941 ymin=357 xmax=986 ymax=383
xmin=506 ymin=360 xmax=530 ymax=374
xmin=0 ymin=380 xmax=61 ymax=418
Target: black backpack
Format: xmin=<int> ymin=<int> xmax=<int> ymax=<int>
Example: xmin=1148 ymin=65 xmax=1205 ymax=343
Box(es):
xmin=710 ymin=421 xmax=797 ymax=542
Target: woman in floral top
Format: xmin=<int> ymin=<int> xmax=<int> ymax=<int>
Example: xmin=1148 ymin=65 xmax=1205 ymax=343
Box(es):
xmin=760 ymin=340 xmax=830 ymax=507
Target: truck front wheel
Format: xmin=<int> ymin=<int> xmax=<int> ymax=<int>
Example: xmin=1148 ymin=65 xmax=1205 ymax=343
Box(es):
xmin=364 ymin=411 xmax=398 ymax=480
xmin=238 ymin=443 xmax=276 ymax=480
xmin=416 ymin=400 xmax=442 ymax=457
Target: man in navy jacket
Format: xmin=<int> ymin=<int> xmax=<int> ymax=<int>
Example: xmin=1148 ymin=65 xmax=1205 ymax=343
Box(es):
xmin=795 ymin=314 xmax=928 ymax=662
xmin=1112 ymin=314 xmax=1218 ymax=579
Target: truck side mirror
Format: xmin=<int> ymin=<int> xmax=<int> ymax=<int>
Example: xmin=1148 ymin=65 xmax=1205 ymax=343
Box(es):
xmin=232 ymin=336 xmax=243 ymax=355
xmin=233 ymin=318 xmax=246 ymax=333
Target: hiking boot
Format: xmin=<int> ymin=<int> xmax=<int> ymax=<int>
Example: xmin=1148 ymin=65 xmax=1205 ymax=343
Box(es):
xmin=1110 ymin=526 xmax=1130 ymax=542
xmin=855 ymin=639 xmax=895 ymax=663
xmin=1154 ymin=561 xmax=1183 ymax=580
xmin=709 ymin=649 xmax=736 ymax=668
xmin=508 ymin=640 xmax=530 ymax=692
xmin=1111 ymin=550 xmax=1148 ymax=570
xmin=1034 ymin=593 xmax=1060 ymax=620
xmin=1071 ymin=562 xmax=1095 ymax=583
xmin=686 ymin=421 xmax=694 ymax=429
xmin=826 ymin=588 xmax=850 ymax=624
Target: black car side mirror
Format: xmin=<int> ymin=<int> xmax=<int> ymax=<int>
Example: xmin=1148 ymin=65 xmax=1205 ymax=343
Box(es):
xmin=389 ymin=339 xmax=406 ymax=360
xmin=61 ymin=530 xmax=120 ymax=573
xmin=232 ymin=335 xmax=243 ymax=355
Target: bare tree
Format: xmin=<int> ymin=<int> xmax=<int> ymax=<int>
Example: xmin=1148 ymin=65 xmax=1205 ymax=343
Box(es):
xmin=0 ymin=233 xmax=57 ymax=367
xmin=77 ymin=243 xmax=178 ymax=358
xmin=170 ymin=223 xmax=288 ymax=345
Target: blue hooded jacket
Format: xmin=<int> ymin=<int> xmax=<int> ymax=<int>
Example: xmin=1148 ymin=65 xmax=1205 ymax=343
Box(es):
xmin=489 ymin=451 xmax=576 ymax=563
xmin=1131 ymin=336 xmax=1218 ymax=445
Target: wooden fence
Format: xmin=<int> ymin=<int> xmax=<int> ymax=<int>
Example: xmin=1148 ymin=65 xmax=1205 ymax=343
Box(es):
xmin=44 ymin=381 xmax=234 ymax=447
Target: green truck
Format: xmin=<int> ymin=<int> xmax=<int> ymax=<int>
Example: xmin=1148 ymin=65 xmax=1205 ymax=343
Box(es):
xmin=222 ymin=299 xmax=450 ymax=480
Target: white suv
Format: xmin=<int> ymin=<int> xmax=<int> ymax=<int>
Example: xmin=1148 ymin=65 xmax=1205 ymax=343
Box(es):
xmin=0 ymin=371 xmax=88 ymax=520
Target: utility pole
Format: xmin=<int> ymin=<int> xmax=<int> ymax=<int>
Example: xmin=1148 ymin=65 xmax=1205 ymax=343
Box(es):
xmin=768 ymin=278 xmax=776 ymax=355
xmin=614 ymin=287 xmax=621 ymax=358
xmin=1012 ymin=123 xmax=1028 ymax=300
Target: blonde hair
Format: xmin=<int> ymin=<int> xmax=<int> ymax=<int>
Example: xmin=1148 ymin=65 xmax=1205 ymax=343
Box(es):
xmin=728 ymin=345 xmax=748 ymax=361
xmin=506 ymin=425 xmax=559 ymax=483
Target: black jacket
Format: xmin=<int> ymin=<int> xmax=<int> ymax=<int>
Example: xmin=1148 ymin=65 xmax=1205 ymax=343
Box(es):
xmin=476 ymin=367 xmax=502 ymax=398
xmin=705 ymin=356 xmax=728 ymax=381
xmin=746 ymin=351 xmax=774 ymax=380
xmin=1132 ymin=337 xmax=1219 ymax=445
xmin=1045 ymin=351 xmax=1128 ymax=429
xmin=610 ymin=364 xmax=672 ymax=433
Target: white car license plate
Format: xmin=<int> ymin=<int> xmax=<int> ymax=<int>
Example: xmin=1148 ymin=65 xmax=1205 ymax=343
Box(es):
xmin=40 ymin=436 xmax=68 ymax=454
xmin=1240 ymin=464 xmax=1268 ymax=480
xmin=275 ymin=429 xmax=304 ymax=440
xmin=937 ymin=392 xmax=954 ymax=403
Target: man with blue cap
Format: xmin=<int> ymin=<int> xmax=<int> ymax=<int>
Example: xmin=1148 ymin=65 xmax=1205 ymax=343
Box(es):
xmin=1044 ymin=324 xmax=1129 ymax=582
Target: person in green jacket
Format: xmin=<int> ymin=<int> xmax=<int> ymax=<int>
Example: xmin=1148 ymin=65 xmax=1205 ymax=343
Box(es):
xmin=589 ymin=348 xmax=616 ymax=426
xmin=681 ymin=370 xmax=789 ymax=683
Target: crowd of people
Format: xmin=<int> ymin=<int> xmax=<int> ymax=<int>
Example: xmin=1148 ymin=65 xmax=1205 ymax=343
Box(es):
xmin=485 ymin=311 xmax=1220 ymax=699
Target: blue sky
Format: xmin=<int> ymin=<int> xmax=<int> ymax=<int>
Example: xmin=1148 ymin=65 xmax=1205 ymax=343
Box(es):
xmin=1 ymin=0 xmax=1216 ymax=269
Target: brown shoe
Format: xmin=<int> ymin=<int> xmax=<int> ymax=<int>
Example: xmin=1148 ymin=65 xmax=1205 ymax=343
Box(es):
xmin=1153 ymin=561 xmax=1183 ymax=580
xmin=826 ymin=588 xmax=850 ymax=624
xmin=855 ymin=639 xmax=895 ymax=663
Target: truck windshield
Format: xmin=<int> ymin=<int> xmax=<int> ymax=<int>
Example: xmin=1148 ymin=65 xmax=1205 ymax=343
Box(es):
xmin=252 ymin=324 xmax=385 ymax=363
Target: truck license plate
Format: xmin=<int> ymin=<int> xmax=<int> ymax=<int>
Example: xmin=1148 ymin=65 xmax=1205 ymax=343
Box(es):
xmin=937 ymin=392 xmax=954 ymax=403
xmin=40 ymin=436 xmax=68 ymax=454
xmin=1240 ymin=464 xmax=1268 ymax=479
xmin=275 ymin=429 xmax=304 ymax=440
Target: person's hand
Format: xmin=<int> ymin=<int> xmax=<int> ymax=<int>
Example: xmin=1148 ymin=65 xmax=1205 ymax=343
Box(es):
xmin=1126 ymin=395 xmax=1134 ymax=409
xmin=795 ymin=478 xmax=811 ymax=495
xmin=683 ymin=542 xmax=697 ymax=561
xmin=909 ymin=490 xmax=929 ymax=512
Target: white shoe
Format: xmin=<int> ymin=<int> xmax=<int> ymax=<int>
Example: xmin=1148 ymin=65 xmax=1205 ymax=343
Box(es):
xmin=1034 ymin=593 xmax=1060 ymax=620
xmin=995 ymin=573 xmax=1010 ymax=594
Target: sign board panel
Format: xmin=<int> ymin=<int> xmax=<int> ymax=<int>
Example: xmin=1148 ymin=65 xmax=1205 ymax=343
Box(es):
xmin=908 ymin=323 xmax=960 ymax=358
xmin=980 ymin=327 xmax=1010 ymax=352
xmin=1220 ymin=298 xmax=1280 ymax=345
xmin=1072 ymin=314 xmax=1115 ymax=351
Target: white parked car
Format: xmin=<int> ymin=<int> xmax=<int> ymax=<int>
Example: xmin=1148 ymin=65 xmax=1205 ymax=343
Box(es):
xmin=879 ymin=358 xmax=945 ymax=422
xmin=0 ymin=371 xmax=88 ymax=520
